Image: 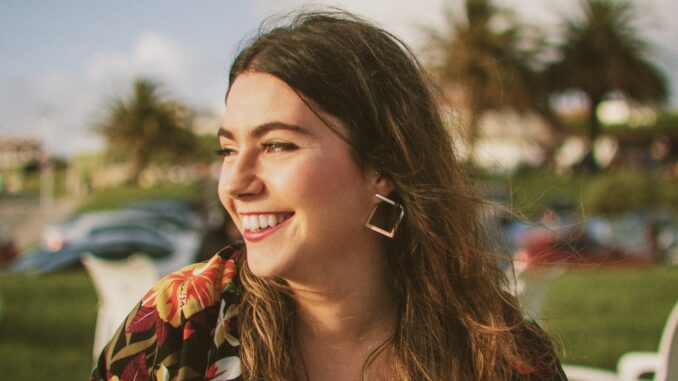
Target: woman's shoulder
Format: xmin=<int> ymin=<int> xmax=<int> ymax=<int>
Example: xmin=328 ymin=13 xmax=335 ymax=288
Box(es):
xmin=90 ymin=245 xmax=245 ymax=381
xmin=512 ymin=320 xmax=567 ymax=380
xmin=140 ymin=244 xmax=243 ymax=327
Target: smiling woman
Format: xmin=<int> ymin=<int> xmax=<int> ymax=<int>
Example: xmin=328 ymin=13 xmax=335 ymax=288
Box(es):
xmin=218 ymin=72 xmax=390 ymax=285
xmin=90 ymin=9 xmax=566 ymax=381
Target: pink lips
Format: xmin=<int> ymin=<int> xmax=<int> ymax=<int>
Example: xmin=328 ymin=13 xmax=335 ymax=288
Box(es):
xmin=241 ymin=214 xmax=293 ymax=242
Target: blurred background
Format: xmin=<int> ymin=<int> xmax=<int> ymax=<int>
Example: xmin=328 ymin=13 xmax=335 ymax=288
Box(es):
xmin=1 ymin=0 xmax=678 ymax=379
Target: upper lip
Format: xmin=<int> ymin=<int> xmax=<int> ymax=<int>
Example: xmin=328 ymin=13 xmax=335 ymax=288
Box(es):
xmin=238 ymin=211 xmax=293 ymax=215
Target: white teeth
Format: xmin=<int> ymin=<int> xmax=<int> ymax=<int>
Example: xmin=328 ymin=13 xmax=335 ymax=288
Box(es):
xmin=242 ymin=213 xmax=288 ymax=231
xmin=258 ymin=215 xmax=268 ymax=229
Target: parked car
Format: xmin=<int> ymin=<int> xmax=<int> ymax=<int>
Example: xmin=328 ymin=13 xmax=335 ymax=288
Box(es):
xmin=127 ymin=199 xmax=205 ymax=231
xmin=658 ymin=223 xmax=678 ymax=264
xmin=12 ymin=224 xmax=174 ymax=273
xmin=586 ymin=211 xmax=676 ymax=264
xmin=514 ymin=227 xmax=651 ymax=269
xmin=42 ymin=207 xmax=198 ymax=251
xmin=12 ymin=199 xmax=205 ymax=275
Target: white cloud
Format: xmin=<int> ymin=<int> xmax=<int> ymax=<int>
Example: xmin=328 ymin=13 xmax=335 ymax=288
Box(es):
xmin=247 ymin=0 xmax=448 ymax=49
xmin=1 ymin=32 xmax=226 ymax=157
xmin=85 ymin=32 xmax=194 ymax=93
xmin=0 ymin=70 xmax=101 ymax=157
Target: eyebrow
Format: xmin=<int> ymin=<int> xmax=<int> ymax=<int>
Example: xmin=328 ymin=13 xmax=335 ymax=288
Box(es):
xmin=217 ymin=122 xmax=315 ymax=140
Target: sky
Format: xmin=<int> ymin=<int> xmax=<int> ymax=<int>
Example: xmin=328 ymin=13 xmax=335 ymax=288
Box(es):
xmin=1 ymin=0 xmax=676 ymax=157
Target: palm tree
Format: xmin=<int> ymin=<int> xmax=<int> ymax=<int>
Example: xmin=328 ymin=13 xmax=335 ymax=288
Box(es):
xmin=547 ymin=0 xmax=667 ymax=170
xmin=428 ymin=0 xmax=548 ymax=163
xmin=96 ymin=78 xmax=196 ymax=183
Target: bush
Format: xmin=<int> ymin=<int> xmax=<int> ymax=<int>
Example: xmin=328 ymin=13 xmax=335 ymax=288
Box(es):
xmin=660 ymin=179 xmax=678 ymax=212
xmin=582 ymin=172 xmax=659 ymax=215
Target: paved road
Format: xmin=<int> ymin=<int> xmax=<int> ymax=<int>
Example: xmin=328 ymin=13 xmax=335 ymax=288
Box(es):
xmin=0 ymin=195 xmax=79 ymax=250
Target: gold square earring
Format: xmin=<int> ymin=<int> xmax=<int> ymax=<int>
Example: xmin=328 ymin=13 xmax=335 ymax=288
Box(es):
xmin=364 ymin=193 xmax=405 ymax=238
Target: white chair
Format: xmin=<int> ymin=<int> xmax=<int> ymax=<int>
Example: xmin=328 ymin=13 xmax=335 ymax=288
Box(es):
xmin=511 ymin=260 xmax=566 ymax=320
xmin=563 ymin=365 xmax=619 ymax=381
xmin=617 ymin=300 xmax=678 ymax=381
xmin=563 ymin=300 xmax=678 ymax=381
xmin=82 ymin=253 xmax=159 ymax=360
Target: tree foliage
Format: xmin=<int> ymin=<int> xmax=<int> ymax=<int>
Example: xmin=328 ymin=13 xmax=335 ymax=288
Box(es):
xmin=547 ymin=0 xmax=668 ymax=169
xmin=95 ymin=78 xmax=197 ymax=183
xmin=428 ymin=0 xmax=549 ymax=161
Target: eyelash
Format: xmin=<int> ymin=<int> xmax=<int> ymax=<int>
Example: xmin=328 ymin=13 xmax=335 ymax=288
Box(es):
xmin=214 ymin=141 xmax=298 ymax=157
xmin=214 ymin=147 xmax=236 ymax=157
xmin=262 ymin=141 xmax=298 ymax=153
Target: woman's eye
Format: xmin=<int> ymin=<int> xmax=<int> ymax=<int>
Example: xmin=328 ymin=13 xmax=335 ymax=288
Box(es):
xmin=263 ymin=141 xmax=298 ymax=153
xmin=215 ymin=147 xmax=237 ymax=157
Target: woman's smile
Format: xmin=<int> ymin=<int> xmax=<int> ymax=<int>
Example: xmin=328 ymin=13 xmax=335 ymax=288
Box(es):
xmin=239 ymin=212 xmax=294 ymax=242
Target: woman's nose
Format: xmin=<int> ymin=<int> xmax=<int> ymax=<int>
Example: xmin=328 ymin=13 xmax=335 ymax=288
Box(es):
xmin=222 ymin=153 xmax=264 ymax=199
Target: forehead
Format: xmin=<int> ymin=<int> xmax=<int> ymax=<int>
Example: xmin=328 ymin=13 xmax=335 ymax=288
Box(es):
xmin=223 ymin=72 xmax=324 ymax=133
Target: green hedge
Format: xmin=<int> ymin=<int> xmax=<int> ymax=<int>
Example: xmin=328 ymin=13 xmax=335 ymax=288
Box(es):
xmin=497 ymin=171 xmax=678 ymax=217
xmin=76 ymin=181 xmax=203 ymax=213
xmin=582 ymin=172 xmax=660 ymax=215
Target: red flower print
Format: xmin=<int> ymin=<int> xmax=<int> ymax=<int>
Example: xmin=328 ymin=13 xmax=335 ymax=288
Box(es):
xmin=120 ymin=353 xmax=149 ymax=381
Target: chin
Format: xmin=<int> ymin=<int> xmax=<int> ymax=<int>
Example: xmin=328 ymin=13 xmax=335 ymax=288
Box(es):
xmin=244 ymin=248 xmax=291 ymax=279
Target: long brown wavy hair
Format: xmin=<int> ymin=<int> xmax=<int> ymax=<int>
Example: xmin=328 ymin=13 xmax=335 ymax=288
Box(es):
xmin=227 ymin=9 xmax=557 ymax=381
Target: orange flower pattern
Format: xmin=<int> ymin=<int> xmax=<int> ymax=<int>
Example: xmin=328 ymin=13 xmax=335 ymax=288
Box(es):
xmin=141 ymin=254 xmax=226 ymax=328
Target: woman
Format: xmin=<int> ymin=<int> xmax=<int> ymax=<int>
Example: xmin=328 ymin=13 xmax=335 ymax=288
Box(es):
xmin=91 ymin=10 xmax=566 ymax=381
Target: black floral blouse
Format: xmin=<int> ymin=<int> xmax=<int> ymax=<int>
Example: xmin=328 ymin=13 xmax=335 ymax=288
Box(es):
xmin=90 ymin=246 xmax=243 ymax=381
xmin=90 ymin=245 xmax=566 ymax=381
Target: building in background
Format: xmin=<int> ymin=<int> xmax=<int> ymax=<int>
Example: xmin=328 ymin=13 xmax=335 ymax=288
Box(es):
xmin=0 ymin=137 xmax=44 ymax=193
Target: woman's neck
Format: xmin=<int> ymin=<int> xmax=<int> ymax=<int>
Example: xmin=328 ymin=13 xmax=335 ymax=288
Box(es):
xmin=293 ymin=280 xmax=397 ymax=344
xmin=287 ymin=244 xmax=398 ymax=344
xmin=293 ymin=293 xmax=397 ymax=381
xmin=286 ymin=246 xmax=398 ymax=381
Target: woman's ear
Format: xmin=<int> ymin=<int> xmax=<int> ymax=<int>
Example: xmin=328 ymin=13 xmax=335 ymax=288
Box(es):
xmin=369 ymin=170 xmax=395 ymax=199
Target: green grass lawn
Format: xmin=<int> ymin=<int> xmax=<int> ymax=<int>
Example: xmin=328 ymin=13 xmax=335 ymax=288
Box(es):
xmin=0 ymin=270 xmax=97 ymax=380
xmin=1 ymin=265 xmax=677 ymax=378
xmin=543 ymin=265 xmax=678 ymax=370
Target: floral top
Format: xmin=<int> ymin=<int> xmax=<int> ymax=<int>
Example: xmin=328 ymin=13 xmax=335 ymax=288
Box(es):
xmin=90 ymin=246 xmax=244 ymax=381
xmin=90 ymin=245 xmax=566 ymax=381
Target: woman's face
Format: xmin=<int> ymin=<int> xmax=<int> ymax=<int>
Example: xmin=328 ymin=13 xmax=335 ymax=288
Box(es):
xmin=218 ymin=72 xmax=385 ymax=281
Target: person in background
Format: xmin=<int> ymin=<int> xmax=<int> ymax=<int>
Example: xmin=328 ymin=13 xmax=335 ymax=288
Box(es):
xmin=91 ymin=10 xmax=566 ymax=381
xmin=0 ymin=225 xmax=18 ymax=269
